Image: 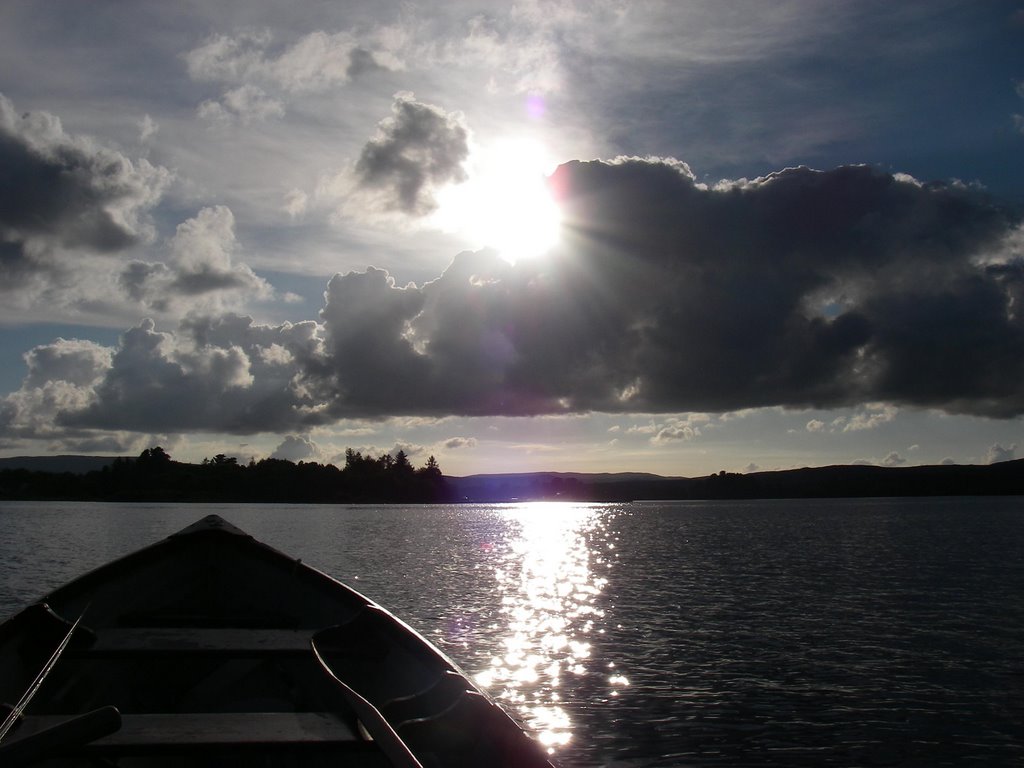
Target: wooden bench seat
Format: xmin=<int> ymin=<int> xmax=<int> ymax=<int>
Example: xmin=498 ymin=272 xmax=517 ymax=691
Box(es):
xmin=14 ymin=712 xmax=360 ymax=749
xmin=80 ymin=628 xmax=313 ymax=656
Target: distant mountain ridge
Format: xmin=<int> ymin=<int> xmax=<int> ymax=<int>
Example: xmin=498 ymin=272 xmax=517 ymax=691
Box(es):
xmin=447 ymin=460 xmax=1024 ymax=501
xmin=0 ymin=455 xmax=1021 ymax=501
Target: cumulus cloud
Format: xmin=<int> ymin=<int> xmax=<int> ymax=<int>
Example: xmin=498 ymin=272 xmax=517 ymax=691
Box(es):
xmin=651 ymin=424 xmax=699 ymax=443
xmin=7 ymin=157 xmax=1024 ymax=442
xmin=2 ymin=338 xmax=112 ymax=439
xmin=0 ymin=314 xmax=322 ymax=438
xmin=120 ymin=206 xmax=272 ymax=313
xmin=842 ymin=404 xmax=899 ymax=432
xmin=985 ymin=442 xmax=1016 ymax=463
xmin=444 ymin=436 xmax=478 ymax=449
xmin=301 ymin=159 xmax=1023 ymax=421
xmin=353 ymin=93 xmax=470 ymax=215
xmin=644 ymin=414 xmax=710 ymax=444
xmin=882 ymin=451 xmax=906 ymax=467
xmin=0 ymin=94 xmax=169 ymax=251
xmin=270 ymin=434 xmax=320 ymax=462
xmin=0 ymin=93 xmax=170 ymax=296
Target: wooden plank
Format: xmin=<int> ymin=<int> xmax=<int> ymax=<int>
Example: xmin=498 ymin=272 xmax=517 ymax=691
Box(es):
xmin=0 ymin=707 xmax=121 ymax=768
xmin=82 ymin=628 xmax=312 ymax=656
xmin=16 ymin=712 xmax=359 ymax=748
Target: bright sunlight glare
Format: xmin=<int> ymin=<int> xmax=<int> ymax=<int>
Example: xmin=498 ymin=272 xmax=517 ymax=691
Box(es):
xmin=433 ymin=138 xmax=562 ymax=263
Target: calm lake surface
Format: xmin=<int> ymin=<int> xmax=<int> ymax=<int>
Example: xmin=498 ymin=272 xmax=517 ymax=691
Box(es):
xmin=1 ymin=498 xmax=1022 ymax=766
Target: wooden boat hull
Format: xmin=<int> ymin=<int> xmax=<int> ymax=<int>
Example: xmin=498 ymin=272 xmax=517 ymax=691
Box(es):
xmin=0 ymin=515 xmax=556 ymax=767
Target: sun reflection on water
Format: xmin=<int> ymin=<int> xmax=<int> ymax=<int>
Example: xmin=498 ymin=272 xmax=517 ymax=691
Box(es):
xmin=472 ymin=502 xmax=619 ymax=752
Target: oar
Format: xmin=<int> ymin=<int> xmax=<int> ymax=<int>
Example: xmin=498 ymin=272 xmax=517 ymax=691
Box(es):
xmin=0 ymin=604 xmax=91 ymax=744
xmin=311 ymin=629 xmax=424 ymax=768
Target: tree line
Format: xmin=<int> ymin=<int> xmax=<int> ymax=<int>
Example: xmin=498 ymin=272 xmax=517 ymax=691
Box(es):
xmin=0 ymin=447 xmax=450 ymax=503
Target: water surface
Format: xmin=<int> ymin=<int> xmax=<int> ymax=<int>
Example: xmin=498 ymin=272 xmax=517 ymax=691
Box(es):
xmin=1 ymin=498 xmax=1021 ymax=766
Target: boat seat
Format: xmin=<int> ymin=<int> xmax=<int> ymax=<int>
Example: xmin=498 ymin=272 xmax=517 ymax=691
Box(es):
xmin=14 ymin=712 xmax=360 ymax=749
xmin=79 ymin=627 xmax=313 ymax=656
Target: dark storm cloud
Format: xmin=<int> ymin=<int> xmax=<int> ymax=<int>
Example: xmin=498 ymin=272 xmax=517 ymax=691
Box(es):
xmin=9 ymin=157 xmax=1024 ymax=438
xmin=354 ymin=93 xmax=469 ymax=215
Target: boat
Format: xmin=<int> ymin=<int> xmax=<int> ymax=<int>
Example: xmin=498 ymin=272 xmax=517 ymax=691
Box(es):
xmin=0 ymin=514 xmax=558 ymax=767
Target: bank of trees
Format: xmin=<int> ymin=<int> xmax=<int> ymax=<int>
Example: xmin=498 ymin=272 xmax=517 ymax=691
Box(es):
xmin=0 ymin=447 xmax=449 ymax=503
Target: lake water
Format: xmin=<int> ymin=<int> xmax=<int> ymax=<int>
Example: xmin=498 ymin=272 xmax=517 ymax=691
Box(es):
xmin=1 ymin=498 xmax=1022 ymax=766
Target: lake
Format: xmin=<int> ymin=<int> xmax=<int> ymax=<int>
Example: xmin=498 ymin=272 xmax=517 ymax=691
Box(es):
xmin=1 ymin=498 xmax=1022 ymax=766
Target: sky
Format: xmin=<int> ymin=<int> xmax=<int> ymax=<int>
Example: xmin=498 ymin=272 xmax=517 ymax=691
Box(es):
xmin=1 ymin=0 xmax=1023 ymax=477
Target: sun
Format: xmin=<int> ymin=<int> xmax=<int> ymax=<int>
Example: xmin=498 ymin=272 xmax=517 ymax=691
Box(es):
xmin=433 ymin=138 xmax=562 ymax=263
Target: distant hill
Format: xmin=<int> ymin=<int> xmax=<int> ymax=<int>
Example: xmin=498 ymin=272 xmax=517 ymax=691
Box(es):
xmin=1 ymin=454 xmax=1021 ymax=501
xmin=0 ymin=455 xmax=124 ymax=474
xmin=448 ymin=470 xmax=673 ymax=501
xmin=448 ymin=460 xmax=1024 ymax=501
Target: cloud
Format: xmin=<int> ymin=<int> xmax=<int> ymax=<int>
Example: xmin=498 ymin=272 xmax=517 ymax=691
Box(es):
xmin=198 ymin=85 xmax=285 ymax=124
xmin=7 ymin=157 xmax=1024 ymax=441
xmin=645 ymin=414 xmax=709 ymax=444
xmin=120 ymin=206 xmax=272 ymax=313
xmin=0 ymin=314 xmax=322 ymax=437
xmin=270 ymin=434 xmax=320 ymax=462
xmin=184 ymin=29 xmax=401 ymax=93
xmin=806 ymin=419 xmax=825 ymax=432
xmin=882 ymin=451 xmax=906 ymax=467
xmin=138 ymin=114 xmax=158 ymax=142
xmin=2 ymin=338 xmax=112 ymax=439
xmin=0 ymin=94 xmax=169 ymax=252
xmin=0 ymin=94 xmax=174 ymax=325
xmin=444 ymin=436 xmax=478 ymax=449
xmin=651 ymin=423 xmax=698 ymax=443
xmin=985 ymin=442 xmax=1016 ymax=464
xmin=23 ymin=338 xmax=113 ymax=389
xmin=283 ymin=188 xmax=309 ymax=219
xmin=353 ymin=93 xmax=470 ymax=215
xmin=0 ymin=93 xmax=170 ymax=295
xmin=842 ymin=404 xmax=898 ymax=432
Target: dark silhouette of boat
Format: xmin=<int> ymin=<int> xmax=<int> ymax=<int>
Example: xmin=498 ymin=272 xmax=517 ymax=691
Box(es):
xmin=0 ymin=515 xmax=556 ymax=767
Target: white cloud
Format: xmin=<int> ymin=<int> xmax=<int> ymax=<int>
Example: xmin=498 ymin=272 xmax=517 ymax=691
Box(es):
xmin=270 ymin=434 xmax=320 ymax=462
xmin=184 ymin=28 xmax=402 ymax=94
xmin=843 ymin=404 xmax=898 ymax=432
xmin=444 ymin=436 xmax=478 ymax=449
xmin=138 ymin=114 xmax=158 ymax=142
xmin=651 ymin=423 xmax=698 ymax=443
xmin=882 ymin=451 xmax=906 ymax=467
xmin=120 ymin=206 xmax=273 ymax=314
xmin=283 ymin=188 xmax=309 ymax=219
xmin=198 ymin=85 xmax=285 ymax=124
xmin=985 ymin=442 xmax=1016 ymax=464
